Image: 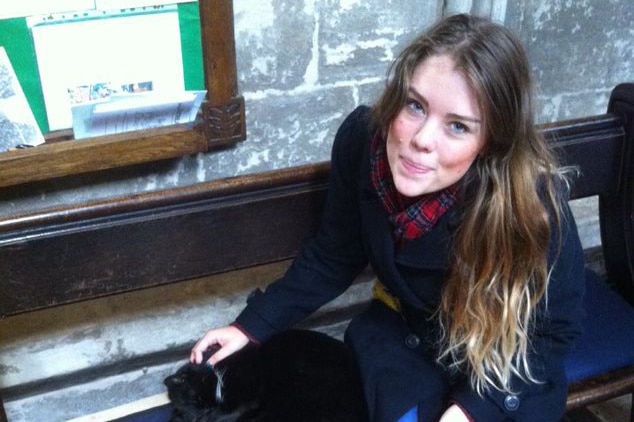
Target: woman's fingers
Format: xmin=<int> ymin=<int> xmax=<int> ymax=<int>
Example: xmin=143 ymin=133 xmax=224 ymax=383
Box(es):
xmin=190 ymin=325 xmax=250 ymax=365
xmin=208 ymin=335 xmax=249 ymax=365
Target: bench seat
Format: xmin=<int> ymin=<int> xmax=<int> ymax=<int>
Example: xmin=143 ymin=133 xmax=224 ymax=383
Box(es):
xmin=565 ymin=269 xmax=634 ymax=413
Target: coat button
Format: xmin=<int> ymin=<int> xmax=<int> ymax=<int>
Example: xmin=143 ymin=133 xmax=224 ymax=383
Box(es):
xmin=405 ymin=334 xmax=420 ymax=349
xmin=504 ymin=394 xmax=520 ymax=411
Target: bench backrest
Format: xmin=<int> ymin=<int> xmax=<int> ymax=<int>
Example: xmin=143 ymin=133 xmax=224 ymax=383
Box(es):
xmin=0 ymin=84 xmax=632 ymax=317
xmin=549 ymin=84 xmax=633 ymax=302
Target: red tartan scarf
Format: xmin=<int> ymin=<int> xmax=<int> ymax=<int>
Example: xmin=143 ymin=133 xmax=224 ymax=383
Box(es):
xmin=370 ymin=132 xmax=458 ymax=243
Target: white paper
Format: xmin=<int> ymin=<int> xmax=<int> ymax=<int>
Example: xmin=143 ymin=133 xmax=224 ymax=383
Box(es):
xmin=71 ymin=90 xmax=205 ymax=139
xmin=0 ymin=47 xmax=45 ymax=152
xmin=96 ymin=0 xmax=195 ymax=10
xmin=0 ymin=0 xmax=93 ymax=20
xmin=30 ymin=7 xmax=184 ymax=131
xmin=0 ymin=1 xmax=195 ymax=21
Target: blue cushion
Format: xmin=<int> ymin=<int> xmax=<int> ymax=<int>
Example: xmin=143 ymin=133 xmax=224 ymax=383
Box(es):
xmin=395 ymin=406 xmax=418 ymax=422
xmin=564 ymin=269 xmax=634 ymax=382
xmin=110 ymin=404 xmax=173 ymax=422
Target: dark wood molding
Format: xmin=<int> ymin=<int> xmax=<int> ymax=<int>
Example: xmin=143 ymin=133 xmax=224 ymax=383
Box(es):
xmin=0 ymin=162 xmax=330 ymax=234
xmin=0 ymin=124 xmax=206 ymax=188
xmin=567 ymin=365 xmax=634 ymax=410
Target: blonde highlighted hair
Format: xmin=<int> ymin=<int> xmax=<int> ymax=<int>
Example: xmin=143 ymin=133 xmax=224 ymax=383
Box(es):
xmin=373 ymin=14 xmax=564 ymax=394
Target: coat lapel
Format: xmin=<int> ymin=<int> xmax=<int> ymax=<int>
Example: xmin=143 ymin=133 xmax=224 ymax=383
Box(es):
xmin=395 ymin=210 xmax=454 ymax=270
xmin=359 ymin=194 xmax=457 ymax=309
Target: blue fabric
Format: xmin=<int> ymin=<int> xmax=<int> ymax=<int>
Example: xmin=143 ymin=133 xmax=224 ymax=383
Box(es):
xmin=395 ymin=405 xmax=418 ymax=422
xmin=110 ymin=404 xmax=172 ymax=422
xmin=564 ymin=269 xmax=634 ymax=382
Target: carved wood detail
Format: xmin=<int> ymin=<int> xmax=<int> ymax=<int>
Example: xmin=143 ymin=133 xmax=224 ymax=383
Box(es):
xmin=202 ymin=96 xmax=246 ymax=146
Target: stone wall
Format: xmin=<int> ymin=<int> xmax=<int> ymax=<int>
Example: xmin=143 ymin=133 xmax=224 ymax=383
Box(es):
xmin=1 ymin=0 xmax=632 ymax=216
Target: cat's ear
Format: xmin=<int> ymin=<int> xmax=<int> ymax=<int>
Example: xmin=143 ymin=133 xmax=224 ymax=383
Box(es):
xmin=164 ymin=373 xmax=185 ymax=387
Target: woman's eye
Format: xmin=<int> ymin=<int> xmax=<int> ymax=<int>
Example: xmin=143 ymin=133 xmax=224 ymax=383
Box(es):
xmin=449 ymin=121 xmax=468 ymax=134
xmin=406 ymin=99 xmax=425 ymax=115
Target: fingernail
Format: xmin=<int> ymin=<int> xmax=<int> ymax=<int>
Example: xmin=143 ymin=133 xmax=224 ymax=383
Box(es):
xmin=205 ymin=361 xmax=214 ymax=368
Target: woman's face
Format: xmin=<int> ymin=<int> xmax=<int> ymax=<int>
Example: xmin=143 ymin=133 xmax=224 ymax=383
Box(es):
xmin=386 ymin=54 xmax=486 ymax=197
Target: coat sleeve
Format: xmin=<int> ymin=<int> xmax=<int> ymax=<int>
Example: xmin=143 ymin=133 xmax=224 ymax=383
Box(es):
xmin=234 ymin=107 xmax=372 ymax=342
xmin=450 ymin=202 xmax=586 ymax=422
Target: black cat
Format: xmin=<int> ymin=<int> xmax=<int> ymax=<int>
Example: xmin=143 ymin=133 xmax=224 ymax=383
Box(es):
xmin=164 ymin=329 xmax=368 ymax=422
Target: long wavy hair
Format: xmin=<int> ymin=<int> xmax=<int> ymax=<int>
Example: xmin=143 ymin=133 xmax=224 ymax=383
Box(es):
xmin=373 ymin=14 xmax=563 ymax=394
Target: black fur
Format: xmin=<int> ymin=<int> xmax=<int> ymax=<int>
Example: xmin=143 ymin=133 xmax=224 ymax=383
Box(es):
xmin=164 ymin=329 xmax=368 ymax=422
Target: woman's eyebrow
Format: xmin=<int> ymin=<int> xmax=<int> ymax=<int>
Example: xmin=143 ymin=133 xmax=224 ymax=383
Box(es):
xmin=408 ymin=87 xmax=426 ymax=101
xmin=447 ymin=113 xmax=482 ymax=124
xmin=407 ymin=87 xmax=428 ymax=107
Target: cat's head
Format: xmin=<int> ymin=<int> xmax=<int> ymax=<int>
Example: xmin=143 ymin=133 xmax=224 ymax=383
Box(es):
xmin=164 ymin=345 xmax=261 ymax=421
xmin=164 ymin=350 xmax=219 ymax=410
xmin=164 ymin=362 xmax=218 ymax=410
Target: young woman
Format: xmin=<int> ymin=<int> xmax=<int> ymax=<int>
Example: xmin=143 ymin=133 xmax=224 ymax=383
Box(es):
xmin=191 ymin=13 xmax=585 ymax=422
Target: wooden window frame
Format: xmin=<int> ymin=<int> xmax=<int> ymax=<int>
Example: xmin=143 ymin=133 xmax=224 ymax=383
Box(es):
xmin=0 ymin=0 xmax=245 ymax=188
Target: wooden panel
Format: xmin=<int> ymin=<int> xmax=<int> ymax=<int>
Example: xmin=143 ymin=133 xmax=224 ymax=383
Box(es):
xmin=0 ymin=164 xmax=330 ymax=317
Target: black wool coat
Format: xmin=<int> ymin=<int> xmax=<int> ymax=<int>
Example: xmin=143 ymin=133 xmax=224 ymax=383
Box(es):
xmin=235 ymin=106 xmax=586 ymax=422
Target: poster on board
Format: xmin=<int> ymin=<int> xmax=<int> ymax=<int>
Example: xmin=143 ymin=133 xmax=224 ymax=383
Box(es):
xmin=30 ymin=6 xmax=185 ymax=131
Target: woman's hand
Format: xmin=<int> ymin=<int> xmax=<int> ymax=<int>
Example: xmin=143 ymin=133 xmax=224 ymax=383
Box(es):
xmin=438 ymin=404 xmax=470 ymax=422
xmin=190 ymin=325 xmax=250 ymax=366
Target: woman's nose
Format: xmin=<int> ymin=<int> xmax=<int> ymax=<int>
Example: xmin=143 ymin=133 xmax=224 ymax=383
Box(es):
xmin=410 ymin=121 xmax=436 ymax=152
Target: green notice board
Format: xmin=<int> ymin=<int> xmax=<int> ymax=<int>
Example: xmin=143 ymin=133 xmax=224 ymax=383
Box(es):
xmin=0 ymin=2 xmax=203 ymax=134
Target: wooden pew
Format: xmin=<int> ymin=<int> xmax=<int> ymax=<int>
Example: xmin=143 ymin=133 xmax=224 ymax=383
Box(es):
xmin=0 ymin=83 xmax=633 ymax=421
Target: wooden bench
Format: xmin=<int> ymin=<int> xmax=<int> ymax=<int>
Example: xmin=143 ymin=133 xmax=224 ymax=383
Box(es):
xmin=1 ymin=83 xmax=633 ymax=421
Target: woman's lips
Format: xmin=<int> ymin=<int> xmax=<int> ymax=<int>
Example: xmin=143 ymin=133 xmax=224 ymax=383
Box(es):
xmin=400 ymin=156 xmax=432 ymax=174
